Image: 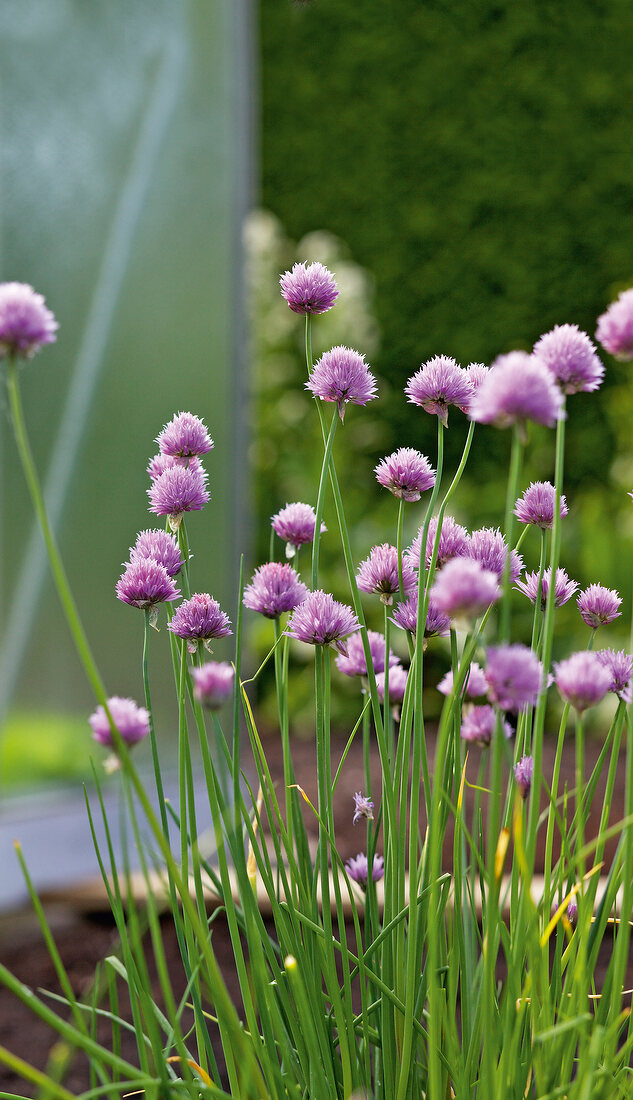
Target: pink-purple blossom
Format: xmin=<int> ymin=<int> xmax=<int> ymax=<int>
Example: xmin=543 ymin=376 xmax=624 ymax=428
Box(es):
xmin=192 ymin=661 xmax=235 ymax=709
xmin=280 ymin=261 xmax=338 ymax=315
xmin=460 ymin=704 xmax=507 ymax=746
xmin=271 ymin=502 xmax=326 ymax=557
xmin=375 ymin=663 xmax=408 ymax=704
xmin=147 ymin=453 xmax=201 ymax=481
xmin=515 ymin=568 xmax=578 ymax=611
xmin=147 ymin=464 xmax=210 ymax=525
xmin=390 ymin=592 xmax=451 ymax=638
xmin=437 ymin=661 xmax=488 ymax=699
xmin=156 ymin=411 xmax=214 ymax=459
xmin=129 ymin=529 xmax=184 ymax=578
xmin=469 ymin=351 xmax=565 ymax=429
xmin=466 ymin=362 xmax=490 ymax=393
xmin=533 ymin=324 xmax=604 ymax=395
xmin=484 ymin=645 xmax=543 ymax=712
xmin=346 ymin=852 xmax=384 ymax=887
xmin=306 ymin=345 xmax=377 ymax=421
xmin=555 ymin=651 xmax=612 ymax=712
xmin=596 ymin=288 xmax=633 ymax=360
xmin=89 ymin=697 xmax=150 ymax=748
xmin=0 ymin=282 xmax=58 ymax=359
xmin=243 ymin=562 xmax=308 ymax=619
xmin=374 ymin=447 xmax=436 ymax=502
xmin=514 ymin=482 xmax=568 ymax=529
xmin=356 ymin=543 xmax=416 ymax=605
xmin=405 ymin=355 xmax=473 ymax=426
xmin=430 ymin=558 xmax=500 ymax=620
xmin=467 ymin=527 xmax=523 ymax=584
xmin=577 ymin=584 xmax=622 ymax=629
xmin=285 ymin=590 xmax=360 ymax=653
xmin=596 ymin=649 xmax=633 ymax=703
xmin=167 ymin=593 xmax=232 ymax=651
xmin=352 ymin=792 xmax=374 ymax=825
xmin=116 ymin=559 xmax=180 ymax=611
xmin=335 ymin=629 xmax=398 ymax=678
xmin=514 ymin=754 xmax=534 ymax=798
xmin=406 ymin=515 xmax=470 ymax=571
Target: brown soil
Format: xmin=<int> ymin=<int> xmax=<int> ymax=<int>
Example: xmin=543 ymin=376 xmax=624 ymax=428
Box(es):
xmin=0 ymin=728 xmax=629 ymax=1095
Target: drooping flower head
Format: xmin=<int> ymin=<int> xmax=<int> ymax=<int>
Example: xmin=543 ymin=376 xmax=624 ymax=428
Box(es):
xmin=116 ymin=559 xmax=180 ymax=612
xmin=514 ymin=754 xmax=534 ymax=798
xmin=147 ymin=464 xmax=210 ymax=527
xmin=356 ymin=543 xmax=416 ymax=605
xmin=460 ymin=705 xmax=511 ymax=745
xmin=405 ymin=355 xmax=473 ymax=426
xmin=390 ymin=591 xmax=451 ymax=638
xmin=280 ymin=261 xmax=338 ymax=315
xmin=533 ymin=324 xmax=604 ymax=395
xmin=335 ymin=629 xmax=398 ymax=678
xmin=0 ymin=282 xmax=58 ymax=359
xmin=470 ymin=352 xmax=565 ymax=430
xmin=285 ymin=590 xmax=360 ymax=654
xmin=438 ymin=661 xmax=488 ymax=699
xmin=271 ymin=501 xmax=327 ymax=558
xmin=484 ymin=645 xmax=543 ymax=712
xmin=406 ymin=515 xmax=470 ymax=571
xmin=555 ymin=651 xmax=612 ymax=712
xmin=577 ymin=584 xmax=622 ymax=629
xmin=192 ymin=661 xmax=235 ymax=709
xmin=129 ymin=529 xmax=184 ymax=577
xmin=515 ymin=567 xmax=578 ymax=611
xmin=345 ymin=852 xmax=385 ymax=887
xmin=243 ymin=562 xmax=308 ymax=619
xmin=375 ymin=663 xmax=408 ymax=704
xmin=467 ymin=527 xmax=523 ymax=584
xmin=167 ymin=593 xmax=232 ymax=652
xmin=352 ymin=792 xmax=374 ymax=825
xmin=514 ymin=482 xmax=568 ymax=530
xmin=374 ymin=447 xmax=436 ymax=502
xmin=306 ymin=345 xmax=377 ymax=421
xmin=596 ymin=649 xmax=633 ymax=703
xmin=156 ymin=411 xmax=213 ymax=460
xmin=89 ymin=697 xmax=150 ymax=748
xmin=596 ymin=288 xmax=633 ymax=360
xmin=430 ymin=558 xmax=500 ymax=620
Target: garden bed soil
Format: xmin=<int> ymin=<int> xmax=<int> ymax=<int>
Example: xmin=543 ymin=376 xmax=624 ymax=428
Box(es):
xmin=0 ymin=728 xmax=629 ymax=1095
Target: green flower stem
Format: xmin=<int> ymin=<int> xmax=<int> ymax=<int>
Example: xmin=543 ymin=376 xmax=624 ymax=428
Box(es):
xmin=143 ymin=609 xmax=170 ymax=841
xmin=274 ymin=617 xmax=295 ymax=864
xmin=530 ymin=528 xmax=547 ymax=654
xmin=383 ymin=603 xmax=393 ymax=759
xmin=5 ymin=355 xmax=107 ymax=706
xmin=542 ymin=702 xmax=571 ymax=906
xmin=311 ymin=410 xmax=338 ymax=590
xmin=177 ymin=518 xmax=192 ymax=598
xmin=499 ymin=425 xmax=524 ymax=643
xmin=396 ymin=497 xmax=406 ymax=602
xmin=575 ymin=709 xmax=585 ymax=880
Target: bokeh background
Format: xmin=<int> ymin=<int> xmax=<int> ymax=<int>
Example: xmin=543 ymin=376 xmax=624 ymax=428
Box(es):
xmin=2 ymin=0 xmax=633 ymax=786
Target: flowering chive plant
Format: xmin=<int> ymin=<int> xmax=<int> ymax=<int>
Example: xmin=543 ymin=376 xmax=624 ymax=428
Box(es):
xmin=4 ymin=270 xmax=633 ymax=1100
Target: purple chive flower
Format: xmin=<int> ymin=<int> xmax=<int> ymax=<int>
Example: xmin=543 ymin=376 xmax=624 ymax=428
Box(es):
xmin=374 ymin=447 xmax=436 ymax=502
xmin=466 ymin=362 xmax=490 ymax=393
xmin=272 ymin=502 xmax=327 ymax=557
xmin=437 ymin=661 xmax=488 ymax=699
xmin=406 ymin=515 xmax=470 ymax=571
xmin=0 ymin=282 xmax=58 ymax=359
xmin=533 ymin=324 xmax=604 ymax=395
xmin=147 ymin=453 xmax=201 ymax=480
xmin=596 ymin=288 xmax=633 ymax=360
xmin=280 ymin=261 xmax=338 ymax=315
xmin=577 ymin=584 xmax=622 ymax=629
xmin=555 ymin=651 xmax=612 ymax=712
xmin=356 ymin=543 xmax=416 ymax=605
xmin=460 ymin=704 xmax=511 ymax=746
xmin=470 ymin=351 xmax=565 ymax=430
xmin=514 ymin=482 xmax=568 ymax=529
xmin=484 ymin=645 xmax=543 ymax=712
xmin=515 ymin=567 xmax=578 ymax=611
xmin=116 ymin=559 xmax=180 ymax=613
xmin=147 ymin=464 xmax=210 ymax=526
xmin=514 ymin=754 xmax=534 ymax=798
xmin=335 ymin=629 xmax=398 ymax=678
xmin=430 ymin=558 xmax=500 ymax=620
xmin=405 ymin=355 xmax=473 ymax=427
xmin=156 ymin=412 xmax=214 ymax=459
xmin=566 ymin=897 xmax=578 ymax=927
xmin=468 ymin=527 xmax=523 ymax=584
xmin=129 ymin=529 xmax=184 ymax=577
xmin=285 ymin=590 xmax=360 ymax=654
xmin=596 ymin=649 xmax=633 ymax=703
xmin=167 ymin=593 xmax=232 ymax=652
xmin=391 ymin=591 xmax=451 ymax=638
xmin=346 ymin=852 xmax=385 ymax=887
xmin=243 ymin=562 xmax=308 ymax=619
xmin=375 ymin=663 xmax=408 ymax=704
xmin=306 ymin=345 xmax=377 ymax=421
xmin=192 ymin=661 xmax=235 ymax=709
xmin=89 ymin=697 xmax=150 ymax=748
xmin=352 ymin=792 xmax=374 ymax=825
